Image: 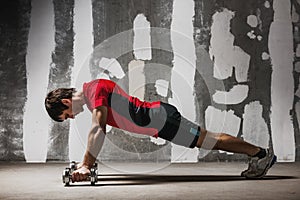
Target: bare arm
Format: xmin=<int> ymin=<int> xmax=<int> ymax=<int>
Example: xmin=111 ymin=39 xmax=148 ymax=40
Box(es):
xmin=82 ymin=106 xmax=107 ymax=168
xmin=72 ymin=106 xmax=107 ymax=182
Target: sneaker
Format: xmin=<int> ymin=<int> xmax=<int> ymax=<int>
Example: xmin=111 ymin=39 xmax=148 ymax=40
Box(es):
xmin=241 ymin=148 xmax=277 ymax=179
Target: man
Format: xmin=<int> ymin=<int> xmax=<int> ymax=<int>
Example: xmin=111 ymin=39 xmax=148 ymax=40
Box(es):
xmin=45 ymin=79 xmax=276 ymax=182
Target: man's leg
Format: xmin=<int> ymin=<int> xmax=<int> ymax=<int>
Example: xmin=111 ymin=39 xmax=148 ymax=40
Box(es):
xmin=154 ymin=102 xmax=276 ymax=178
xmin=196 ymin=128 xmax=277 ymax=178
xmin=196 ymin=128 xmax=260 ymax=156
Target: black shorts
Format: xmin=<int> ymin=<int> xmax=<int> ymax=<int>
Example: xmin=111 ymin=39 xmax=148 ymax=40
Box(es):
xmin=149 ymin=102 xmax=200 ymax=148
xmin=110 ymin=93 xmax=200 ymax=148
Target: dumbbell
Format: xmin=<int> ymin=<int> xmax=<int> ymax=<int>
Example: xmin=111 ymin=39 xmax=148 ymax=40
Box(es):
xmin=62 ymin=161 xmax=98 ymax=186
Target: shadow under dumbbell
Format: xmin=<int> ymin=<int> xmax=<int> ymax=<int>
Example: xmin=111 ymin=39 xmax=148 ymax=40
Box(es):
xmin=65 ymin=174 xmax=297 ymax=187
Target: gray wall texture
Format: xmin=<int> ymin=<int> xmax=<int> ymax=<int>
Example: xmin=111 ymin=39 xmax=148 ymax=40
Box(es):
xmin=0 ymin=0 xmax=299 ymax=162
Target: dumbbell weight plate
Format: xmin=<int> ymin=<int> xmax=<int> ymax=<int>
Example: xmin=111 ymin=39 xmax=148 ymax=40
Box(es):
xmin=63 ymin=168 xmax=71 ymax=186
xmin=70 ymin=161 xmax=76 ymax=173
xmin=90 ymin=168 xmax=97 ymax=186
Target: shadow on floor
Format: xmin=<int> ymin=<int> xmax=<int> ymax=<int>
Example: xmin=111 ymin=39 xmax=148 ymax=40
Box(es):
xmin=67 ymin=174 xmax=298 ymax=187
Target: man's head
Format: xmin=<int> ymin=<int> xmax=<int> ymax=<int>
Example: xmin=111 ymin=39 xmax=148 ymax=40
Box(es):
xmin=45 ymin=88 xmax=76 ymax=122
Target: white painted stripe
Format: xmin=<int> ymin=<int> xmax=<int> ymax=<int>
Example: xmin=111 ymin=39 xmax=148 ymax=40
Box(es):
xmin=23 ymin=0 xmax=55 ymax=162
xmin=269 ymin=0 xmax=295 ymax=162
xmin=69 ymin=0 xmax=94 ymax=162
xmin=133 ymin=14 xmax=152 ymax=60
xmin=242 ymin=101 xmax=269 ymax=148
xmin=128 ymin=60 xmax=145 ymax=100
xmin=170 ymin=0 xmax=198 ymax=163
xmin=72 ymin=0 xmax=93 ymax=86
xmin=212 ymin=85 xmax=249 ymax=105
xmin=209 ymin=9 xmax=250 ymax=82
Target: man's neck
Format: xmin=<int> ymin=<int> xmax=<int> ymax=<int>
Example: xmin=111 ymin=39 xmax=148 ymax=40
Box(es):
xmin=73 ymin=91 xmax=86 ymax=105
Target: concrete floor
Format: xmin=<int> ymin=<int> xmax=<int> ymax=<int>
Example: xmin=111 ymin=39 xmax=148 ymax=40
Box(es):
xmin=0 ymin=162 xmax=299 ymax=200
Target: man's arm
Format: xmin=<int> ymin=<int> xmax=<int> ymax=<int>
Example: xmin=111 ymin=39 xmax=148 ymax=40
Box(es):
xmin=72 ymin=106 xmax=107 ymax=182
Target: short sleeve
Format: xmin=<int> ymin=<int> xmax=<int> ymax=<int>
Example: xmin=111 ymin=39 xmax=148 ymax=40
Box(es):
xmin=93 ymin=82 xmax=109 ymax=108
xmin=83 ymin=79 xmax=111 ymax=110
xmin=94 ymin=97 xmax=108 ymax=108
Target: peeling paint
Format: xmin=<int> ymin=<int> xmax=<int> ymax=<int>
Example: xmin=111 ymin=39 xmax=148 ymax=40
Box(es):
xmin=4 ymin=0 xmax=299 ymax=163
xmin=269 ymin=0 xmax=295 ymax=161
xmin=96 ymin=73 xmax=110 ymax=80
xmin=247 ymin=30 xmax=256 ymax=39
xmin=264 ymin=1 xmax=271 ymax=8
xmin=170 ymin=0 xmax=198 ymax=163
xmin=212 ymin=85 xmax=249 ymax=105
xmin=155 ymin=79 xmax=169 ymax=97
xmin=150 ymin=137 xmax=166 ymax=145
xmin=257 ymin=35 xmax=263 ymax=41
xmin=133 ymin=14 xmax=152 ymax=60
xmin=91 ymin=1 xmax=172 ymax=163
xmin=262 ymin=52 xmax=270 ymax=60
xmin=205 ymin=106 xmax=241 ymax=137
xmin=247 ymin=15 xmax=258 ymax=27
xmin=209 ymin=9 xmax=250 ymax=82
xmin=242 ymin=101 xmax=269 ymax=148
xmin=98 ymin=57 xmax=125 ymax=79
xmin=24 ymin=0 xmax=54 ymax=162
xmin=128 ymin=60 xmax=145 ymax=100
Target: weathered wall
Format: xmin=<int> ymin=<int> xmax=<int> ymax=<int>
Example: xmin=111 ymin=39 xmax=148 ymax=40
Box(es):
xmin=292 ymin=0 xmax=300 ymax=161
xmin=0 ymin=0 xmax=299 ymax=162
xmin=0 ymin=0 xmax=31 ymax=161
xmin=90 ymin=0 xmax=174 ymax=162
xmin=194 ymin=0 xmax=274 ymax=161
xmin=46 ymin=0 xmax=75 ymax=161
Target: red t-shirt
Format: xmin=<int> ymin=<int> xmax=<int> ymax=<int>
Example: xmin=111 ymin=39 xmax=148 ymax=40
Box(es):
xmin=83 ymin=79 xmax=160 ymax=137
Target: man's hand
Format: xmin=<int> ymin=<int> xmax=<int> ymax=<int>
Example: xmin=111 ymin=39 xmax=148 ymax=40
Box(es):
xmin=71 ymin=164 xmax=90 ymax=182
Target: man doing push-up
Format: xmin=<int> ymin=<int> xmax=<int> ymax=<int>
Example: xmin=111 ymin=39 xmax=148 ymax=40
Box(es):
xmin=45 ymin=79 xmax=277 ymax=182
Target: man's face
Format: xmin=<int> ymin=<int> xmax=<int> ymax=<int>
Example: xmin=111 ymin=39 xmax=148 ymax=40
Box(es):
xmin=59 ymin=99 xmax=83 ymax=121
xmin=59 ymin=106 xmax=74 ymax=121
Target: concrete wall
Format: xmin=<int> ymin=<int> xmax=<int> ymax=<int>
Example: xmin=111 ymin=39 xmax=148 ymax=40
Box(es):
xmin=0 ymin=0 xmax=299 ymax=162
xmin=0 ymin=0 xmax=30 ymax=161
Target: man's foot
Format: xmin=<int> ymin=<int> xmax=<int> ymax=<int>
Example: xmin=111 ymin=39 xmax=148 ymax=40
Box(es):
xmin=241 ymin=148 xmax=277 ymax=179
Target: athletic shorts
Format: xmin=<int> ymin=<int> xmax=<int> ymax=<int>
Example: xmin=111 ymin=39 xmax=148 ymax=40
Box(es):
xmin=150 ymin=102 xmax=200 ymax=148
xmin=109 ymin=92 xmax=200 ymax=148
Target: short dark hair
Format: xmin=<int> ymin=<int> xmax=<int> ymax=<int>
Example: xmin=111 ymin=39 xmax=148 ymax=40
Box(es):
xmin=44 ymin=88 xmax=76 ymax=122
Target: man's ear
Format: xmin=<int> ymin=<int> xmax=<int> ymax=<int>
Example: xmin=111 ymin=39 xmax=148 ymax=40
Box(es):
xmin=61 ymin=99 xmax=72 ymax=106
